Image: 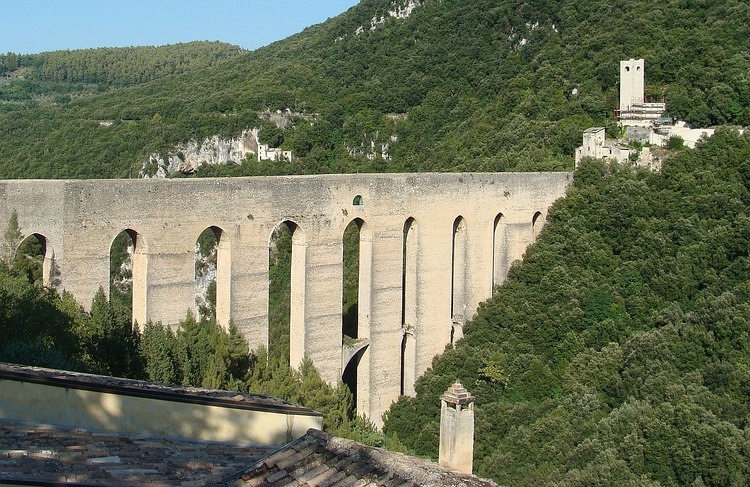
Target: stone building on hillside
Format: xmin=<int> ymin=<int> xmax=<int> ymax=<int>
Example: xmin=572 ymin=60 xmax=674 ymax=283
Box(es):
xmin=574 ymin=127 xmax=631 ymax=165
xmin=575 ymin=58 xmax=729 ymax=170
xmin=616 ymin=58 xmax=666 ymax=127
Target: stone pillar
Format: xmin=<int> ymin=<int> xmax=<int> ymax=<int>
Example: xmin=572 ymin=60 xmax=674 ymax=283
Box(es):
xmin=439 ymin=381 xmax=475 ymax=475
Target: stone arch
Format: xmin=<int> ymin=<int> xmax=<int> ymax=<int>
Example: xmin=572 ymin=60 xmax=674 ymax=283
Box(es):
xmin=492 ymin=213 xmax=508 ymax=291
xmin=268 ymin=220 xmax=307 ymax=369
xmin=110 ymin=229 xmax=148 ymax=327
xmin=15 ymin=233 xmax=57 ymax=287
xmin=194 ymin=225 xmax=231 ymax=329
xmin=341 ymin=217 xmax=373 ymax=410
xmin=352 ymin=195 xmax=364 ymax=206
xmin=451 ymin=216 xmax=468 ymax=335
xmin=401 ymin=217 xmax=418 ymax=396
xmin=342 ymin=341 xmax=369 ymax=413
xmin=342 ymin=218 xmax=364 ymax=342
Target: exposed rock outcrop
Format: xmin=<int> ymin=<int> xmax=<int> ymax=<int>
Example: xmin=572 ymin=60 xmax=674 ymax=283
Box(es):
xmin=140 ymin=129 xmax=258 ymax=178
xmin=338 ymin=0 xmax=423 ymax=41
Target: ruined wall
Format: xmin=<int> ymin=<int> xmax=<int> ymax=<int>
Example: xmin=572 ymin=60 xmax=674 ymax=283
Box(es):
xmin=0 ymin=172 xmax=571 ymax=424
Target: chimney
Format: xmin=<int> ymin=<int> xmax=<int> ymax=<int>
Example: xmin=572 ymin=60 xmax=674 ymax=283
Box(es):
xmin=439 ymin=381 xmax=475 ymax=474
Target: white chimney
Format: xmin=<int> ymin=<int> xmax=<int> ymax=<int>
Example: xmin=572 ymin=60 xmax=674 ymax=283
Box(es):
xmin=439 ymin=381 xmax=475 ymax=474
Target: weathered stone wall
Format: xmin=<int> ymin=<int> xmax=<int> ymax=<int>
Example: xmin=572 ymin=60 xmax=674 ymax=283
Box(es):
xmin=0 ymin=172 xmax=571 ymax=424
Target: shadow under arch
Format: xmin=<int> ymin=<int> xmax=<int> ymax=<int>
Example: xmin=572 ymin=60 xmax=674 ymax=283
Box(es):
xmin=194 ymin=225 xmax=231 ymax=329
xmin=342 ymin=340 xmax=369 ymax=412
xmin=268 ymin=220 xmax=307 ymax=369
xmin=15 ymin=232 xmax=58 ymax=287
xmin=110 ymin=228 xmax=148 ymax=327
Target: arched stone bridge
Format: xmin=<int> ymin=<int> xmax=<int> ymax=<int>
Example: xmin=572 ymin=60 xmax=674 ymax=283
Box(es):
xmin=0 ymin=172 xmax=571 ymax=424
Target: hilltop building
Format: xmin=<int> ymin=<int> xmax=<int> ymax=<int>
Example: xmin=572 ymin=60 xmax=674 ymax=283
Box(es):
xmin=574 ymin=127 xmax=631 ymax=165
xmin=616 ymin=58 xmax=666 ymax=127
xmin=257 ymin=142 xmax=293 ymax=162
xmin=576 ymin=58 xmax=732 ymax=169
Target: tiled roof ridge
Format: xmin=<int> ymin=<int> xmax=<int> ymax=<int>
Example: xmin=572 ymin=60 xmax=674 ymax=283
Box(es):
xmin=323 ymin=430 xmax=495 ymax=486
xmin=236 ymin=429 xmax=498 ymax=486
xmin=0 ymin=362 xmax=322 ymax=416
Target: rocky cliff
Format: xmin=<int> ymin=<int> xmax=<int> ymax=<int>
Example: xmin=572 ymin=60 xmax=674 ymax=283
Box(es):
xmin=140 ymin=129 xmax=259 ymax=178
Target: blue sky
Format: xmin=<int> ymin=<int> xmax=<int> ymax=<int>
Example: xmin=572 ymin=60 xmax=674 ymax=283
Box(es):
xmin=0 ymin=1 xmax=360 ymax=55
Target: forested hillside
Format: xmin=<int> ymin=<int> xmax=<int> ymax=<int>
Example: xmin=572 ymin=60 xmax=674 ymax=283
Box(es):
xmin=0 ymin=42 xmax=241 ymax=114
xmin=1 ymin=0 xmax=749 ymax=178
xmin=384 ymin=129 xmax=750 ymax=485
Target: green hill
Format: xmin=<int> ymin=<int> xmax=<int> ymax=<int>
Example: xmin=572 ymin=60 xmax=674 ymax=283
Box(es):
xmin=0 ymin=42 xmax=242 ymax=112
xmin=1 ymin=0 xmax=749 ymax=178
xmin=384 ymin=129 xmax=750 ymax=485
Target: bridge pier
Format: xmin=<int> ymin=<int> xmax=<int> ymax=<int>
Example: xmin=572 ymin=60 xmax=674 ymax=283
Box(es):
xmin=357 ymin=223 xmax=403 ymax=423
xmin=295 ymin=234 xmax=343 ymax=384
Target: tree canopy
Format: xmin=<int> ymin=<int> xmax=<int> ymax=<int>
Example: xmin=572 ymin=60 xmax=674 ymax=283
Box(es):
xmin=1 ymin=0 xmax=749 ymax=178
xmin=384 ymin=129 xmax=750 ymax=485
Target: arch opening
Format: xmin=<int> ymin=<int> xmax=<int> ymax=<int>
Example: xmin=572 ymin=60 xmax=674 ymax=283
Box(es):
xmin=401 ymin=217 xmax=418 ymax=396
xmin=492 ymin=213 xmax=507 ymax=291
xmin=400 ymin=331 xmax=416 ymax=396
xmin=110 ymin=229 xmax=146 ymax=327
xmin=352 ymin=195 xmax=364 ymax=206
xmin=14 ymin=233 xmax=55 ymax=287
xmin=342 ymin=345 xmax=368 ymax=410
xmin=342 ymin=219 xmax=362 ymax=342
xmin=268 ymin=221 xmax=305 ymax=368
xmin=451 ymin=216 xmax=468 ymax=331
xmin=532 ymin=211 xmax=544 ymax=236
xmin=342 ymin=218 xmax=360 ymax=399
xmin=195 ymin=226 xmax=230 ymax=328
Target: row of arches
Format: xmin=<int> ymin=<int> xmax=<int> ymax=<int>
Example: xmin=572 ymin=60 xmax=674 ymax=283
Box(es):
xmin=341 ymin=211 xmax=545 ymax=402
xmin=16 ymin=209 xmax=545 ymax=407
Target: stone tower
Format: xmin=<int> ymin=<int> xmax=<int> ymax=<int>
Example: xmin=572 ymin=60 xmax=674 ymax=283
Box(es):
xmin=439 ymin=381 xmax=475 ymax=474
xmin=619 ymin=58 xmax=645 ymax=112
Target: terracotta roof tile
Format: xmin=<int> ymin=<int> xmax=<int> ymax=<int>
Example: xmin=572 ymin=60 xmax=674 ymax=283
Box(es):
xmin=0 ymin=419 xmax=274 ymax=486
xmin=235 ymin=429 xmax=497 ymax=487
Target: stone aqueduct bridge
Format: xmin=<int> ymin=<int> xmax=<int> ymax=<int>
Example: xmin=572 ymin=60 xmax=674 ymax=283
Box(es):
xmin=0 ymin=172 xmax=571 ymax=424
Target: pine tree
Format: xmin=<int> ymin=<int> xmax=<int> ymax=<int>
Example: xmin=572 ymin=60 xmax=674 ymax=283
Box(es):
xmin=140 ymin=321 xmax=180 ymax=384
xmin=2 ymin=210 xmax=23 ymax=271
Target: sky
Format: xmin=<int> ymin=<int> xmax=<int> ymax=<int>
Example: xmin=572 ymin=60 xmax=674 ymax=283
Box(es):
xmin=0 ymin=0 xmax=360 ymax=55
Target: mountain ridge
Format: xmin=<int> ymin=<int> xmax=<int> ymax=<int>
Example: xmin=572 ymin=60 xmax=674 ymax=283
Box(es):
xmin=1 ymin=0 xmax=749 ymax=179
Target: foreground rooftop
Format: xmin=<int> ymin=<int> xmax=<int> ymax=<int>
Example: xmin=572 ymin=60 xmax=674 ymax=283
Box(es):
xmin=0 ymin=364 xmax=497 ymax=486
xmin=0 ymin=419 xmax=273 ymax=486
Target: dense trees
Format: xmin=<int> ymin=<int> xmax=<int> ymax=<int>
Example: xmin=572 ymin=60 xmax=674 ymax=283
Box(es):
xmin=0 ymin=42 xmax=242 ymax=112
xmin=2 ymin=0 xmax=750 ymax=178
xmin=384 ymin=130 xmax=750 ymax=485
